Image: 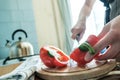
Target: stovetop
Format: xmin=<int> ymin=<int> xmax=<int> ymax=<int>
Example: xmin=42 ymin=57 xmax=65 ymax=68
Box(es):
xmin=0 ymin=54 xmax=39 ymax=66
xmin=0 ymin=58 xmax=24 ymax=66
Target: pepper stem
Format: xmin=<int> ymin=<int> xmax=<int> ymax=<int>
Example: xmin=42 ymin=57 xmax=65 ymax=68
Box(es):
xmin=79 ymin=42 xmax=95 ymax=55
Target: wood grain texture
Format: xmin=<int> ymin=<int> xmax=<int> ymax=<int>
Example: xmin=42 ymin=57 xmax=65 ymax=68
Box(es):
xmin=0 ymin=63 xmax=21 ymax=76
xmin=36 ymin=59 xmax=116 ymax=80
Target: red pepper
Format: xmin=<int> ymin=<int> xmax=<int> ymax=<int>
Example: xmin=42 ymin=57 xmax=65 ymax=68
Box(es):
xmin=86 ymin=35 xmax=99 ymax=46
xmin=70 ymin=35 xmax=99 ymax=66
xmin=86 ymin=35 xmax=100 ymax=58
xmin=40 ymin=46 xmax=70 ymax=68
xmin=70 ymin=48 xmax=88 ymax=66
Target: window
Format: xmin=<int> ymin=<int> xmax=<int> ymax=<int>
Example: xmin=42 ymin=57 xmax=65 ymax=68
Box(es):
xmin=70 ymin=0 xmax=105 ymax=43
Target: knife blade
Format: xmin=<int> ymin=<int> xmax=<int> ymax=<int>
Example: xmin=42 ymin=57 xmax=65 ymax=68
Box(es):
xmin=69 ymin=34 xmax=80 ymax=67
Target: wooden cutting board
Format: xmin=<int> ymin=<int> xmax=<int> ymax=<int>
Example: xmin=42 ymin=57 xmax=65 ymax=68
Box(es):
xmin=36 ymin=59 xmax=116 ymax=80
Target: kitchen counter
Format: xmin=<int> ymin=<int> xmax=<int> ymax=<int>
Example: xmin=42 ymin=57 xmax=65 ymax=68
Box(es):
xmin=0 ymin=57 xmax=25 ymax=76
xmin=0 ymin=55 xmax=41 ymax=80
xmin=0 ymin=62 xmax=21 ymax=76
xmin=0 ymin=56 xmax=120 ymax=80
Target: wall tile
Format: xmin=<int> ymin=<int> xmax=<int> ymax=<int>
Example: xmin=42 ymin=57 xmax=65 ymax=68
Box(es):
xmin=0 ymin=0 xmax=18 ymax=10
xmin=10 ymin=10 xmax=23 ymax=22
xmin=0 ymin=0 xmax=38 ymax=59
xmin=0 ymin=11 xmax=11 ymax=22
xmin=17 ymin=0 xmax=33 ymax=10
xmin=22 ymin=11 xmax=35 ymax=22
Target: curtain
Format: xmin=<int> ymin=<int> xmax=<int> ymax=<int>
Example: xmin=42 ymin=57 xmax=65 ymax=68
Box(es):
xmin=32 ymin=0 xmax=73 ymax=54
xmin=57 ymin=0 xmax=73 ymax=54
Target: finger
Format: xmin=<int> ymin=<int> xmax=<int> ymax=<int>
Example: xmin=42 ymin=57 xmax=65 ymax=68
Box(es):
xmin=71 ymin=33 xmax=77 ymax=39
xmin=84 ymin=51 xmax=94 ymax=61
xmin=71 ymin=22 xmax=86 ymax=39
xmin=97 ymin=43 xmax=120 ymax=60
xmin=71 ymin=28 xmax=85 ymax=40
xmin=71 ymin=28 xmax=79 ymax=39
xmin=85 ymin=43 xmax=119 ymax=61
xmin=85 ymin=30 xmax=117 ymax=61
xmin=97 ymin=22 xmax=111 ymax=39
xmin=94 ymin=30 xmax=116 ymax=54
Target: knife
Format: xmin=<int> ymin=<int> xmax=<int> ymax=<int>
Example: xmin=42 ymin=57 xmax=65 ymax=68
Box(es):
xmin=72 ymin=34 xmax=80 ymax=50
xmin=69 ymin=34 xmax=80 ymax=67
xmin=76 ymin=34 xmax=80 ymax=42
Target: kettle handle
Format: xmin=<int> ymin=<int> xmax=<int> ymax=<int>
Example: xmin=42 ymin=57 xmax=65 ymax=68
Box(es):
xmin=12 ymin=29 xmax=28 ymax=40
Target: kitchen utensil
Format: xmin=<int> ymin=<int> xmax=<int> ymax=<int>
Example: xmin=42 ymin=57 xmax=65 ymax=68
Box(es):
xmin=3 ymin=29 xmax=34 ymax=64
xmin=69 ymin=34 xmax=80 ymax=66
xmin=36 ymin=59 xmax=116 ymax=80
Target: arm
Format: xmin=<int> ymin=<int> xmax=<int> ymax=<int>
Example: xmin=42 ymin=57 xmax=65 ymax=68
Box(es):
xmin=77 ymin=0 xmax=96 ymax=23
xmin=71 ymin=0 xmax=96 ymax=41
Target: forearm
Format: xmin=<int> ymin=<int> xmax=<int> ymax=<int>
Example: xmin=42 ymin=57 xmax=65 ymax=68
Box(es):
xmin=77 ymin=0 xmax=96 ymax=23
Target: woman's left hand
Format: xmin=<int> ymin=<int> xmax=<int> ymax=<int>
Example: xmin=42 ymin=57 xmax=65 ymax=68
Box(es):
xmin=85 ymin=15 xmax=120 ymax=62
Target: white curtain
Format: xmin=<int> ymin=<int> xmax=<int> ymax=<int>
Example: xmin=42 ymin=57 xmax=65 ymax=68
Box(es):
xmin=32 ymin=0 xmax=73 ymax=54
xmin=70 ymin=0 xmax=105 ymax=42
xmin=57 ymin=0 xmax=73 ymax=54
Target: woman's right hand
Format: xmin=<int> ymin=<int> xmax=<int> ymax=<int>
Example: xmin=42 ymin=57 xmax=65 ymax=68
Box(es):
xmin=71 ymin=0 xmax=96 ymax=41
xmin=71 ymin=20 xmax=86 ymax=41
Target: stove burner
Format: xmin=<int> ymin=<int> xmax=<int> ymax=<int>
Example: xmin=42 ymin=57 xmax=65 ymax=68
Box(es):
xmin=3 ymin=56 xmax=26 ymax=65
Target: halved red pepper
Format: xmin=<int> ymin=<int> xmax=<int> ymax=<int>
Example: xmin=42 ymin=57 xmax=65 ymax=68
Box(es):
xmin=40 ymin=45 xmax=70 ymax=68
xmin=70 ymin=35 xmax=99 ymax=66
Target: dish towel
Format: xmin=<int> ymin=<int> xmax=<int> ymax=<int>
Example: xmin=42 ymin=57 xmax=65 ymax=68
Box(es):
xmin=0 ymin=56 xmax=40 ymax=80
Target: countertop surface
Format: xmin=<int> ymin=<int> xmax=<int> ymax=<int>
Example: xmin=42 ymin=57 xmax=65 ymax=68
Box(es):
xmin=0 ymin=56 xmax=120 ymax=80
xmin=0 ymin=55 xmax=41 ymax=80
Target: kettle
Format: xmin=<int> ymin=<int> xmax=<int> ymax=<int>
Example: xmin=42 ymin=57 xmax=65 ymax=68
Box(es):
xmin=5 ymin=29 xmax=34 ymax=59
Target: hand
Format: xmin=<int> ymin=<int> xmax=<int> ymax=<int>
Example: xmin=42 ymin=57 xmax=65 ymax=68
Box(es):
xmin=71 ymin=0 xmax=96 ymax=41
xmin=71 ymin=21 xmax=86 ymax=41
xmin=85 ymin=15 xmax=120 ymax=62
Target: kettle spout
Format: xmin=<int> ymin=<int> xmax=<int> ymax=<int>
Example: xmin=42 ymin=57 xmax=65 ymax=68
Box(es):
xmin=5 ymin=40 xmax=11 ymax=48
